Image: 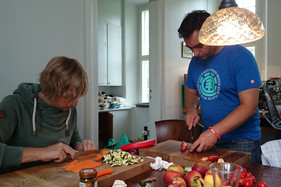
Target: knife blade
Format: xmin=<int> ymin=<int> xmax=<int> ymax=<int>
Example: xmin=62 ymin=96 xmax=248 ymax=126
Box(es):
xmin=191 ymin=127 xmax=194 ymax=144
xmin=74 ymin=150 xmax=101 ymax=159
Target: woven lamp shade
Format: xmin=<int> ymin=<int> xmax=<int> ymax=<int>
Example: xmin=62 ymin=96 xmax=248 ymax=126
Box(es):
xmin=199 ymin=7 xmax=265 ymax=46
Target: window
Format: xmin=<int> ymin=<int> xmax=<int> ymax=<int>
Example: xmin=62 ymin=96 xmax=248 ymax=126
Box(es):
xmin=236 ymin=0 xmax=260 ymax=64
xmin=140 ymin=9 xmax=149 ymax=103
xmin=142 ymin=10 xmax=149 ymax=56
xmin=236 ymin=0 xmax=256 ymax=13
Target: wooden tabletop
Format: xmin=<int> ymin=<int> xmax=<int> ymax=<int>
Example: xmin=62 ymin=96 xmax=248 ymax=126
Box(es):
xmin=0 ymin=140 xmax=279 ymax=186
xmin=124 ymin=163 xmax=281 ymax=187
xmin=126 ymin=140 xmax=281 ymax=187
xmin=0 ymin=154 xmax=154 ymax=187
xmin=138 ymin=140 xmax=251 ymax=166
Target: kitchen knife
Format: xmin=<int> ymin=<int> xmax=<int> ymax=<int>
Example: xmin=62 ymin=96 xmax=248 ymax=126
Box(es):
xmin=190 ymin=123 xmax=203 ymax=144
xmin=74 ymin=150 xmax=101 ymax=159
xmin=191 ymin=127 xmax=194 ymax=144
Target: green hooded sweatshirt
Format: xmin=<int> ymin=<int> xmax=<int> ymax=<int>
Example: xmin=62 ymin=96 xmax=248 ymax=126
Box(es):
xmin=0 ymin=83 xmax=82 ymax=172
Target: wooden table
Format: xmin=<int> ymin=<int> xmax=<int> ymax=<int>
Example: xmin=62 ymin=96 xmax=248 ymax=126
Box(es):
xmin=0 ymin=140 xmax=280 ymax=187
xmin=138 ymin=140 xmax=251 ymax=166
xmin=125 ymin=140 xmax=281 ymax=187
xmin=124 ymin=163 xmax=281 ymax=187
xmin=0 ymin=154 xmax=154 ymax=187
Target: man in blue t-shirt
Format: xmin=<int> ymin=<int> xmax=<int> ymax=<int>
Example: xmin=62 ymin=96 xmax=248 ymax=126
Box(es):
xmin=178 ymin=10 xmax=262 ymax=163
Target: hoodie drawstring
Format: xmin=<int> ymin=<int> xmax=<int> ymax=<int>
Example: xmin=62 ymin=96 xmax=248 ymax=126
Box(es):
xmin=32 ymin=97 xmax=71 ymax=137
xmin=65 ymin=109 xmax=71 ymax=136
xmin=32 ymin=97 xmax=37 ymax=136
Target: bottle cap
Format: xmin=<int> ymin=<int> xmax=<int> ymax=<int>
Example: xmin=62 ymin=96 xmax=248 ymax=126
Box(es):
xmin=79 ymin=168 xmax=97 ymax=178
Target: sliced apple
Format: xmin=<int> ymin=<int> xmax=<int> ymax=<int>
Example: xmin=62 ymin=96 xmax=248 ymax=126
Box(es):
xmin=181 ymin=140 xmax=188 ymax=151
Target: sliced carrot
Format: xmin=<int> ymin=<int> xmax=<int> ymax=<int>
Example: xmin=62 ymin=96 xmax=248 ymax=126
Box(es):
xmin=95 ymin=155 xmax=103 ymax=161
xmin=102 ymin=150 xmax=110 ymax=155
xmin=77 ymin=153 xmax=98 ymax=160
xmin=84 ymin=162 xmax=102 ymax=169
xmin=63 ymin=160 xmax=102 ymax=173
xmin=97 ymin=168 xmax=113 ymax=177
xmin=63 ymin=160 xmax=78 ymax=169
xmin=95 ymin=150 xmax=110 ymax=161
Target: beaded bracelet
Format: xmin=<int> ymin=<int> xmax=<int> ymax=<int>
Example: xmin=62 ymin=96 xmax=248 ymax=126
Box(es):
xmin=208 ymin=127 xmax=221 ymax=140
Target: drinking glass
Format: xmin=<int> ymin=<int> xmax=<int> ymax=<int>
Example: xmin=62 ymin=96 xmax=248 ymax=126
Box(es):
xmin=210 ymin=162 xmax=242 ymax=187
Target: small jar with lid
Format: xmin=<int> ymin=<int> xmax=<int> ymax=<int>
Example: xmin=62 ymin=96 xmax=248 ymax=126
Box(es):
xmin=79 ymin=168 xmax=97 ymax=187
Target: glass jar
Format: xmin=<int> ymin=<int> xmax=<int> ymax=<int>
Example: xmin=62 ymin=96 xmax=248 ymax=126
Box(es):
xmin=79 ymin=168 xmax=97 ymax=187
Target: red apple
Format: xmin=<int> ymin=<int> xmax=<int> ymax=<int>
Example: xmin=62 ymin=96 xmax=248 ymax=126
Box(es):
xmin=168 ymin=177 xmax=187 ymax=187
xmin=183 ymin=170 xmax=202 ymax=187
xmin=192 ymin=163 xmax=209 ymax=177
xmin=181 ymin=140 xmax=188 ymax=151
xmin=168 ymin=164 xmax=185 ymax=177
xmin=163 ymin=170 xmax=182 ymax=185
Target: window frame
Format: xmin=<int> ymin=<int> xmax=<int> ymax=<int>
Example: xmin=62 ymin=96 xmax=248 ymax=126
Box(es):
xmin=139 ymin=5 xmax=149 ymax=103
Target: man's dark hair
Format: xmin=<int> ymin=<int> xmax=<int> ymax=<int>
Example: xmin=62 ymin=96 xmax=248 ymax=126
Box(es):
xmin=178 ymin=10 xmax=210 ymax=39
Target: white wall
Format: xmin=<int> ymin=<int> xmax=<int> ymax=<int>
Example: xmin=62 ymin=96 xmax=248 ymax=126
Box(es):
xmin=267 ymin=0 xmax=281 ymax=78
xmin=0 ymin=0 xmax=83 ymax=99
xmin=0 ymin=0 xmax=99 ymax=146
xmin=163 ymin=0 xmax=209 ymax=119
xmin=149 ymin=0 xmax=216 ymax=124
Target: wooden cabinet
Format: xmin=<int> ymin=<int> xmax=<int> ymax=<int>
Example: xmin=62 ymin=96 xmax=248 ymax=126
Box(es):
xmin=98 ymin=23 xmax=122 ymax=86
xmin=98 ymin=112 xmax=113 ymax=149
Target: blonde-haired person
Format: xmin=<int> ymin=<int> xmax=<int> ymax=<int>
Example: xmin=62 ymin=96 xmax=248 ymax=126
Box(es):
xmin=0 ymin=56 xmax=96 ymax=173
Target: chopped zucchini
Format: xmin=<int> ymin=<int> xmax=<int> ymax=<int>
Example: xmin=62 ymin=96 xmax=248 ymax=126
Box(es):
xmin=102 ymin=149 xmax=144 ymax=167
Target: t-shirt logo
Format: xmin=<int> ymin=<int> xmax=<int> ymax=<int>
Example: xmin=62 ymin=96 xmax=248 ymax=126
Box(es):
xmin=197 ymin=68 xmax=221 ymax=100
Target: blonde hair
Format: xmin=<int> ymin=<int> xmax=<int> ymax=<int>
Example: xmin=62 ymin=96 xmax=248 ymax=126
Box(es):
xmin=40 ymin=56 xmax=88 ymax=101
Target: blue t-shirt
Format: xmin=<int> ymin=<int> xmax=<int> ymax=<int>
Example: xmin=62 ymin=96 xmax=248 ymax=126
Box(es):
xmin=185 ymin=45 xmax=261 ymax=141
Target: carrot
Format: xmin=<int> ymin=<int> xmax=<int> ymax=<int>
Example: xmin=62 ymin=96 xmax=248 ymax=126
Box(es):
xmin=97 ymin=169 xmax=113 ymax=177
xmin=102 ymin=150 xmax=110 ymax=155
xmin=96 ymin=150 xmax=110 ymax=161
xmin=63 ymin=160 xmax=102 ymax=173
xmin=84 ymin=162 xmax=102 ymax=169
xmin=77 ymin=153 xmax=98 ymax=160
xmin=63 ymin=160 xmax=78 ymax=169
xmin=95 ymin=155 xmax=103 ymax=161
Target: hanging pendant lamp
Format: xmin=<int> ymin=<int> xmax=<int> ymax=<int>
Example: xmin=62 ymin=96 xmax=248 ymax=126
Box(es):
xmin=198 ymin=0 xmax=265 ymax=46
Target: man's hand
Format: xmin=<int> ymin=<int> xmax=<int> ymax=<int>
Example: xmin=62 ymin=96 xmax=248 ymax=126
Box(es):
xmin=22 ymin=142 xmax=78 ymax=164
xmin=188 ymin=129 xmax=218 ymax=152
xmin=184 ymin=110 xmax=200 ymax=130
xmin=184 ymin=88 xmax=200 ymax=130
xmin=42 ymin=142 xmax=78 ymax=162
xmin=75 ymin=140 xmax=96 ymax=152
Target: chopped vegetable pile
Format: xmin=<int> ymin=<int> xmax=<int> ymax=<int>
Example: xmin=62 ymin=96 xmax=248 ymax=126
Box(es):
xmin=63 ymin=160 xmax=102 ymax=173
xmin=102 ymin=149 xmax=144 ymax=167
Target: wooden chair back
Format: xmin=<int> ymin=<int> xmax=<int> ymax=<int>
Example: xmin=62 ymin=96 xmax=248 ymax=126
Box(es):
xmin=155 ymin=119 xmax=203 ymax=143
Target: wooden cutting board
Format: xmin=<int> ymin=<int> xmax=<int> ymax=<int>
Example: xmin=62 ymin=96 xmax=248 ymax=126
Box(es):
xmin=139 ymin=140 xmax=251 ymax=167
xmin=0 ymin=155 xmax=153 ymax=187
